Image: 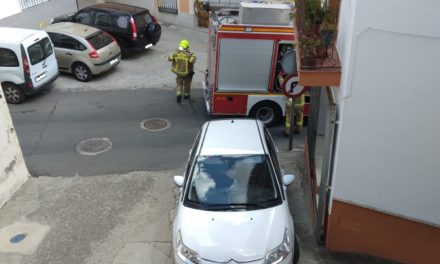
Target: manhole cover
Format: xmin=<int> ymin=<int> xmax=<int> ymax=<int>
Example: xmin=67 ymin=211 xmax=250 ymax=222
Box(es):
xmin=76 ymin=137 xmax=112 ymax=156
xmin=10 ymin=233 xmax=26 ymax=244
xmin=140 ymin=118 xmax=171 ymax=131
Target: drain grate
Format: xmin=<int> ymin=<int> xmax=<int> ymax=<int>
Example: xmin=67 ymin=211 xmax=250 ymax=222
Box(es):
xmin=76 ymin=138 xmax=112 ymax=156
xmin=140 ymin=118 xmax=171 ymax=131
xmin=10 ymin=233 xmax=26 ymax=244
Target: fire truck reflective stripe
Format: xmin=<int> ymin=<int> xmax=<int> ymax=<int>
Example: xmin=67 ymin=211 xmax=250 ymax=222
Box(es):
xmin=220 ymin=26 xmax=295 ymax=34
xmin=214 ymin=92 xmax=285 ymax=96
xmin=218 ymin=32 xmax=295 ymax=41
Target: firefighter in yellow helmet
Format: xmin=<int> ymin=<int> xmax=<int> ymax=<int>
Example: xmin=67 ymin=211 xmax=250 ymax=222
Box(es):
xmin=168 ymin=39 xmax=197 ymax=103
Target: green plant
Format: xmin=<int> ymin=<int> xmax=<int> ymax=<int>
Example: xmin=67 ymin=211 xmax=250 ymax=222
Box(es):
xmin=301 ymin=37 xmax=320 ymax=57
xmin=319 ymin=22 xmax=337 ymax=32
xmin=319 ymin=21 xmax=337 ymax=46
xmin=305 ymin=0 xmax=325 ymax=25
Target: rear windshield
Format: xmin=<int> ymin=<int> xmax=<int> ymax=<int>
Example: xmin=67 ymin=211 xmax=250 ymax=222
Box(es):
xmin=133 ymin=13 xmax=153 ymax=28
xmin=27 ymin=37 xmax=53 ymax=65
xmin=87 ymin=32 xmax=113 ymax=50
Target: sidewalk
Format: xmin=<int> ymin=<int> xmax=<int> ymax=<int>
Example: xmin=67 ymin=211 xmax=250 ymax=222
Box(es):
xmin=0 ymin=170 xmax=177 ymax=264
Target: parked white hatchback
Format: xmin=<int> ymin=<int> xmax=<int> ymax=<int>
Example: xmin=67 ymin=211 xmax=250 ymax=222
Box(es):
xmin=173 ymin=119 xmax=299 ymax=264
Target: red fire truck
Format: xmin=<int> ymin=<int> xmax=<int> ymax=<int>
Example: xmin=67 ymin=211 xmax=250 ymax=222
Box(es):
xmin=203 ymin=3 xmax=308 ymax=126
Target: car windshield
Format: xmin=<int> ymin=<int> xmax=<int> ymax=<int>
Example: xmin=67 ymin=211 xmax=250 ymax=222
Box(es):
xmin=27 ymin=37 xmax=53 ymax=65
xmin=87 ymin=32 xmax=113 ymax=50
xmin=185 ymin=154 xmax=282 ymax=210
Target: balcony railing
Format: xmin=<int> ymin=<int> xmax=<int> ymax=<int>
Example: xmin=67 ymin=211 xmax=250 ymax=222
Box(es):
xmin=294 ymin=0 xmax=341 ymax=87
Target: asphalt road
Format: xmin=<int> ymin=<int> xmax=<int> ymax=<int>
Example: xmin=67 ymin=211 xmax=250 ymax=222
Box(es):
xmin=8 ymin=87 xmax=209 ymax=176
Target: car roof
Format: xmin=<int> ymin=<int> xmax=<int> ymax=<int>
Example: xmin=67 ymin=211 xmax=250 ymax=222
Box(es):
xmin=0 ymin=27 xmax=42 ymax=43
xmin=199 ymin=119 xmax=266 ymax=156
xmin=90 ymin=2 xmax=147 ymax=14
xmin=45 ymin=22 xmax=100 ymax=38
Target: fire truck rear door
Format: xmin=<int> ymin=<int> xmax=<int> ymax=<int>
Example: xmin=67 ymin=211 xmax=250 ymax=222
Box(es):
xmin=217 ymin=38 xmax=274 ymax=92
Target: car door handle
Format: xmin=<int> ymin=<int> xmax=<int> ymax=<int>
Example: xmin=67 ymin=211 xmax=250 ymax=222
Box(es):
xmin=66 ymin=52 xmax=72 ymax=56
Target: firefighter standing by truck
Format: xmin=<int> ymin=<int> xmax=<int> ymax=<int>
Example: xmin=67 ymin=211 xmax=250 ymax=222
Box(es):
xmin=284 ymin=94 xmax=305 ymax=135
xmin=168 ymin=40 xmax=196 ymax=103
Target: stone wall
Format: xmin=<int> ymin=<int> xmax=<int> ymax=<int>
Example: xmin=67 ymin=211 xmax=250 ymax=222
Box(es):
xmin=0 ymin=89 xmax=29 ymax=208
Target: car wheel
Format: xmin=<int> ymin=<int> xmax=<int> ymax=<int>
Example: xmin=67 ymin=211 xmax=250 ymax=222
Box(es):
xmin=73 ymin=62 xmax=92 ymax=82
xmin=293 ymin=235 xmax=300 ymax=264
xmin=249 ymin=101 xmax=281 ymax=127
xmin=2 ymin=83 xmax=26 ymax=104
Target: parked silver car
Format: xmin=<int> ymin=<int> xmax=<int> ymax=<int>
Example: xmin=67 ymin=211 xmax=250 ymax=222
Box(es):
xmin=45 ymin=22 xmax=121 ymax=81
xmin=173 ymin=119 xmax=300 ymax=264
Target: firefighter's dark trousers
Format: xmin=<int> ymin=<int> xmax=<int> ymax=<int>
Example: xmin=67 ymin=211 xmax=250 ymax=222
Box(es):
xmin=176 ymin=72 xmax=194 ymax=97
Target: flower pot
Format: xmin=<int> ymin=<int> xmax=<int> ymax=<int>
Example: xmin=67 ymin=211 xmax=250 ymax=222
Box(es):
xmin=302 ymin=56 xmax=316 ymax=67
xmin=315 ymin=45 xmax=326 ymax=58
xmin=320 ymin=30 xmax=335 ymax=46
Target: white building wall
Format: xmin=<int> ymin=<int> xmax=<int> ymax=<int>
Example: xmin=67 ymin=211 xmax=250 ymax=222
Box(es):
xmin=0 ymin=0 xmax=77 ymax=29
xmin=0 ymin=89 xmax=29 ymax=208
xmin=330 ymin=0 xmax=440 ymax=225
xmin=0 ymin=1 xmax=21 ymax=20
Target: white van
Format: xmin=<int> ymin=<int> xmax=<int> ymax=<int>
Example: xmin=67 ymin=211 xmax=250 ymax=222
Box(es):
xmin=0 ymin=27 xmax=59 ymax=104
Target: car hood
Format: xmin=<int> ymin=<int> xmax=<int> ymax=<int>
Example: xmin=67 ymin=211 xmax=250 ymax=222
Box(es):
xmin=177 ymin=205 xmax=290 ymax=262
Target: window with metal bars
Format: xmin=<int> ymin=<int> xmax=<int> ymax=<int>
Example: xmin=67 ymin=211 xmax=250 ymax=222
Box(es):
xmin=157 ymin=0 xmax=178 ymax=14
xmin=18 ymin=0 xmax=51 ymax=10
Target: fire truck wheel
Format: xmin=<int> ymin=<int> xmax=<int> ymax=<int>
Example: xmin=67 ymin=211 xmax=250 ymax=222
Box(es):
xmin=250 ymin=102 xmax=281 ymax=127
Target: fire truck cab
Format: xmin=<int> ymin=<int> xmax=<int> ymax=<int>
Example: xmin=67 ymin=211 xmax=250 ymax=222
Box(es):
xmin=203 ymin=3 xmax=298 ymax=126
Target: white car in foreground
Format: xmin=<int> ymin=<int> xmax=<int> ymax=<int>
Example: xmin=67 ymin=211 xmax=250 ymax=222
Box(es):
xmin=173 ymin=119 xmax=300 ymax=264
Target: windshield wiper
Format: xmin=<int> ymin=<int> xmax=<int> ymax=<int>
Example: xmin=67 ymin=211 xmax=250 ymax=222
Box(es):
xmin=184 ymin=200 xmax=201 ymax=207
xmin=205 ymin=203 xmax=266 ymax=210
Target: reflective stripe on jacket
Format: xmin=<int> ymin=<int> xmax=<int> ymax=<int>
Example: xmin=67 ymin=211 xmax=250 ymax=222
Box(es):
xmin=294 ymin=94 xmax=305 ymax=109
xmin=168 ymin=50 xmax=196 ymax=76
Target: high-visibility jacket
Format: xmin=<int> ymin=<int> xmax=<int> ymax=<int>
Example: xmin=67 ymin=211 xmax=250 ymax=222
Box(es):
xmin=168 ymin=50 xmax=196 ymax=76
xmin=285 ymin=94 xmax=305 ymax=129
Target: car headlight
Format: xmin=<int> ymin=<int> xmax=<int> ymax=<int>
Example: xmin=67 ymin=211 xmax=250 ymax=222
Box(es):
xmin=176 ymin=230 xmax=201 ymax=264
xmin=263 ymin=228 xmax=293 ymax=264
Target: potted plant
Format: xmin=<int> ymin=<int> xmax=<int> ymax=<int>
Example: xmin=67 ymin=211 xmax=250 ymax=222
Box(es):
xmin=305 ymin=0 xmax=325 ymax=34
xmin=319 ymin=22 xmax=336 ymax=46
xmin=319 ymin=10 xmax=337 ymax=46
xmin=315 ymin=42 xmax=326 ymax=58
xmin=301 ymin=37 xmax=320 ymax=67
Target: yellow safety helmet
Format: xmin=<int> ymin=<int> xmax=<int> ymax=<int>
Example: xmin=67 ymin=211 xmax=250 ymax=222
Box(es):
xmin=179 ymin=39 xmax=189 ymax=50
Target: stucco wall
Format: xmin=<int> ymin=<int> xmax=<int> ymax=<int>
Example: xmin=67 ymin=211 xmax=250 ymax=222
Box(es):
xmin=0 ymin=0 xmax=21 ymax=20
xmin=78 ymin=0 xmax=155 ymax=14
xmin=0 ymin=89 xmax=29 ymax=208
xmin=0 ymin=0 xmax=78 ymax=29
xmin=330 ymin=0 xmax=440 ymax=225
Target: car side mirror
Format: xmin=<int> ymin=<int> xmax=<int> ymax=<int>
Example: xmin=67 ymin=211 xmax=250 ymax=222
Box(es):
xmin=174 ymin=175 xmax=184 ymax=187
xmin=283 ymin=174 xmax=295 ymax=186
